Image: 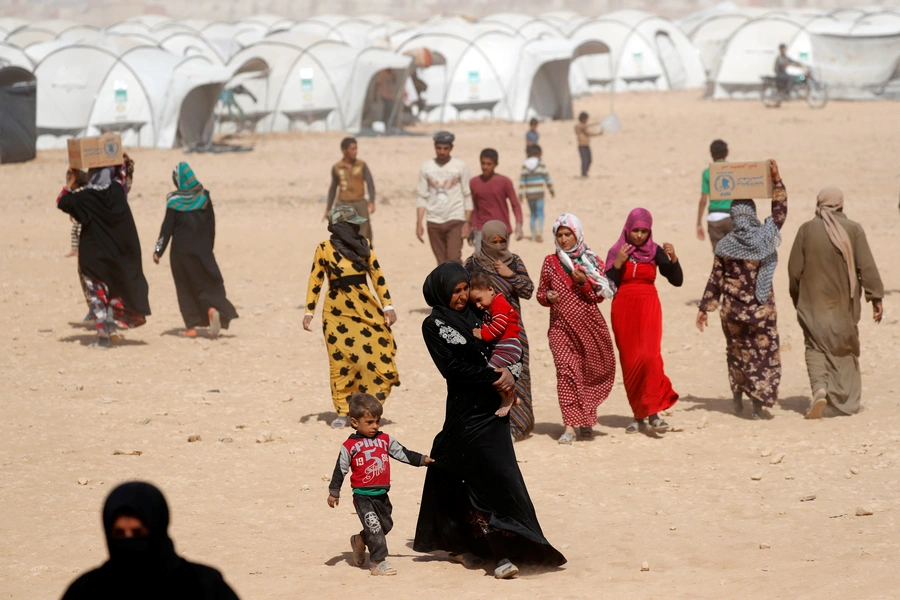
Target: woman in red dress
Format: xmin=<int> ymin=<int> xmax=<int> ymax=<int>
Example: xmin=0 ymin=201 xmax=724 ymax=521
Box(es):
xmin=537 ymin=213 xmax=616 ymax=445
xmin=605 ymin=208 xmax=682 ymax=434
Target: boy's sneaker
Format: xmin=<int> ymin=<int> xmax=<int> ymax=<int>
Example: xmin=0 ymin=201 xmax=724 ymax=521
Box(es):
xmin=370 ymin=561 xmax=396 ymax=576
xmin=494 ymin=559 xmax=519 ymax=579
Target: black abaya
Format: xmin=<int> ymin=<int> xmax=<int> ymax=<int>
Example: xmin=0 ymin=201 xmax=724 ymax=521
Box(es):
xmin=154 ymin=203 xmax=238 ymax=329
xmin=413 ymin=263 xmax=566 ymax=567
xmin=61 ymin=481 xmax=239 ymax=600
xmin=57 ymin=174 xmax=150 ymax=316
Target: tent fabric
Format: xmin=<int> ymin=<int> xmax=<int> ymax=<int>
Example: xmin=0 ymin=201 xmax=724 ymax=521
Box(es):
xmin=5 ymin=20 xmax=99 ymax=48
xmin=0 ymin=42 xmax=33 ymax=70
xmin=0 ymin=66 xmax=37 ymax=164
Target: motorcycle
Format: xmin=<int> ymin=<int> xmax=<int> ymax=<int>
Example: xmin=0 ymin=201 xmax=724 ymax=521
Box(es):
xmin=760 ymin=70 xmax=828 ymax=109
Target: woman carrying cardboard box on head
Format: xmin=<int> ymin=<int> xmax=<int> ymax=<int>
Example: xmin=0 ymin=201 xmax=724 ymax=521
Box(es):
xmin=696 ymin=160 xmax=786 ymax=420
xmin=57 ymin=148 xmax=150 ymax=348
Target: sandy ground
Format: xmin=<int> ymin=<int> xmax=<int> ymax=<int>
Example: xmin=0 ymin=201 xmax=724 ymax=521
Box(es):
xmin=2 ymin=90 xmax=900 ymax=599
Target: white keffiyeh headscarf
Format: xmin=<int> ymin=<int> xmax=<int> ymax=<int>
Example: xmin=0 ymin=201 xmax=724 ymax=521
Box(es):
xmin=553 ymin=213 xmax=616 ymax=300
xmin=715 ymin=200 xmax=782 ymax=304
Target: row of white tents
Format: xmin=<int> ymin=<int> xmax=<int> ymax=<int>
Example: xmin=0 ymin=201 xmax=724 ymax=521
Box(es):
xmin=2 ymin=6 xmax=900 ymax=161
xmin=0 ymin=10 xmax=712 ymax=156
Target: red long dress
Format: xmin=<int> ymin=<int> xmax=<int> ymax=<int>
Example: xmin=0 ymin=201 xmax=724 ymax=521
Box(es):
xmin=610 ymin=260 xmax=678 ymax=419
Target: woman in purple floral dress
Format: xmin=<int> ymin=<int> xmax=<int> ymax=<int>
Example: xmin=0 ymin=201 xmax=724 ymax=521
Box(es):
xmin=696 ymin=160 xmax=787 ymax=419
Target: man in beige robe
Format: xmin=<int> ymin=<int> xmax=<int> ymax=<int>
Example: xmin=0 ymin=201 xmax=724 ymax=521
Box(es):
xmin=788 ymin=187 xmax=884 ymax=418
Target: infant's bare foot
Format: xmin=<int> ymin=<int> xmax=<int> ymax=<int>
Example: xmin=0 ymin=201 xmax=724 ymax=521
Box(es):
xmin=495 ymin=405 xmax=511 ymax=417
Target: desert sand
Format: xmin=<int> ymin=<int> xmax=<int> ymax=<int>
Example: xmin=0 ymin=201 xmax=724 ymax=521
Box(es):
xmin=1 ymin=90 xmax=899 ymax=599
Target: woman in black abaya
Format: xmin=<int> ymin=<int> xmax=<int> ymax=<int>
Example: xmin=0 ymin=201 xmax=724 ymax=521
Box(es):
xmin=57 ymin=156 xmax=150 ymax=348
xmin=61 ymin=481 xmax=239 ymax=599
xmin=153 ymin=162 xmax=238 ymax=338
xmin=414 ymin=262 xmax=566 ymax=579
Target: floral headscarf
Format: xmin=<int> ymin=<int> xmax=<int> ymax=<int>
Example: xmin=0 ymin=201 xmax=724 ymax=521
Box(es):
xmin=553 ymin=213 xmax=615 ymax=299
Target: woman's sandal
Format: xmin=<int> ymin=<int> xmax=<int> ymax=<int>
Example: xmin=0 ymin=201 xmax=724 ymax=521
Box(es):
xmin=350 ymin=535 xmax=366 ymax=567
xmin=579 ymin=427 xmax=594 ymax=437
xmin=449 ymin=552 xmax=485 ymax=569
xmin=625 ymin=420 xmax=641 ymax=434
xmin=494 ymin=559 xmax=519 ymax=580
xmin=557 ymin=432 xmax=576 ymax=445
xmin=649 ymin=417 xmax=669 ymax=432
xmin=370 ymin=560 xmax=396 ymax=576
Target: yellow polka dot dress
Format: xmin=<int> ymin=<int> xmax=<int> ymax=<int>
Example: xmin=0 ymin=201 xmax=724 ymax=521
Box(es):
xmin=305 ymin=241 xmax=399 ymax=415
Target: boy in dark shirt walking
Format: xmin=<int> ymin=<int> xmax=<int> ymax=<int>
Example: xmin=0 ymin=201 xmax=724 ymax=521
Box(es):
xmin=328 ymin=394 xmax=433 ymax=575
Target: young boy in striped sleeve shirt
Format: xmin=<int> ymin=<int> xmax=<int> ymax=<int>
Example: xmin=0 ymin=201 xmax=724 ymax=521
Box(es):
xmin=518 ymin=144 xmax=554 ymax=243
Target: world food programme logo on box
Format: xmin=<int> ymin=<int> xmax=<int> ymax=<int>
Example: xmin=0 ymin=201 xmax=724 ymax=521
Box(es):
xmin=104 ymin=138 xmax=120 ymax=158
xmin=714 ymin=173 xmax=735 ymax=197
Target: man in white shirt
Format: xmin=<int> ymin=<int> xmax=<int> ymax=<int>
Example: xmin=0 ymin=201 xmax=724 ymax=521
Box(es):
xmin=416 ymin=131 xmax=473 ymax=264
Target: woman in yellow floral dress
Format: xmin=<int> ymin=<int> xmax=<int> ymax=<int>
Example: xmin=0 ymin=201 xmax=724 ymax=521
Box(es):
xmin=303 ymin=205 xmax=399 ymax=428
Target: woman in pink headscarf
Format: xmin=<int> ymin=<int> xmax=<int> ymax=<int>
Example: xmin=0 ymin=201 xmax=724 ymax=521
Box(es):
xmin=605 ymin=208 xmax=682 ymax=434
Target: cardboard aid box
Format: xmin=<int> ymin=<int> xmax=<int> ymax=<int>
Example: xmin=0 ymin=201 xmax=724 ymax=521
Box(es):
xmin=709 ymin=161 xmax=773 ymax=201
xmin=67 ymin=134 xmax=123 ymax=170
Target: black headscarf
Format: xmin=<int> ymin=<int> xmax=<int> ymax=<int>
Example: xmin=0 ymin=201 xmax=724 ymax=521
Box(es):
xmin=423 ymin=262 xmax=482 ymax=343
xmin=62 ymin=481 xmax=239 ymax=600
xmin=328 ymin=222 xmax=371 ymax=273
xmin=101 ymin=481 xmax=178 ymax=579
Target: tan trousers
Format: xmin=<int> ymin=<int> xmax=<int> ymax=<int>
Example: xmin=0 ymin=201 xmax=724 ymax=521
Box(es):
xmin=427 ymin=220 xmax=465 ymax=265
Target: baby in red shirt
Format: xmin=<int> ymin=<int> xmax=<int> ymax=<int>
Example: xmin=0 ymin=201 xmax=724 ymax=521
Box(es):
xmin=468 ymin=273 xmax=523 ymax=417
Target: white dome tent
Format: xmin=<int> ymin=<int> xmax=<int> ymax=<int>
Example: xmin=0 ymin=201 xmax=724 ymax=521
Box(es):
xmin=32 ymin=35 xmax=231 ymax=149
xmin=568 ymin=10 xmax=706 ymax=94
xmin=808 ymin=20 xmax=900 ymax=99
xmin=686 ymin=13 xmax=754 ymax=78
xmin=709 ymin=13 xmax=831 ymax=99
xmin=227 ymin=31 xmax=411 ymax=133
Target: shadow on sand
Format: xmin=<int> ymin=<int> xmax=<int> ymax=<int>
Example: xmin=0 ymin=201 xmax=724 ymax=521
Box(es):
xmin=679 ymin=395 xmax=810 ymax=419
xmin=59 ymin=334 xmax=147 ymax=347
